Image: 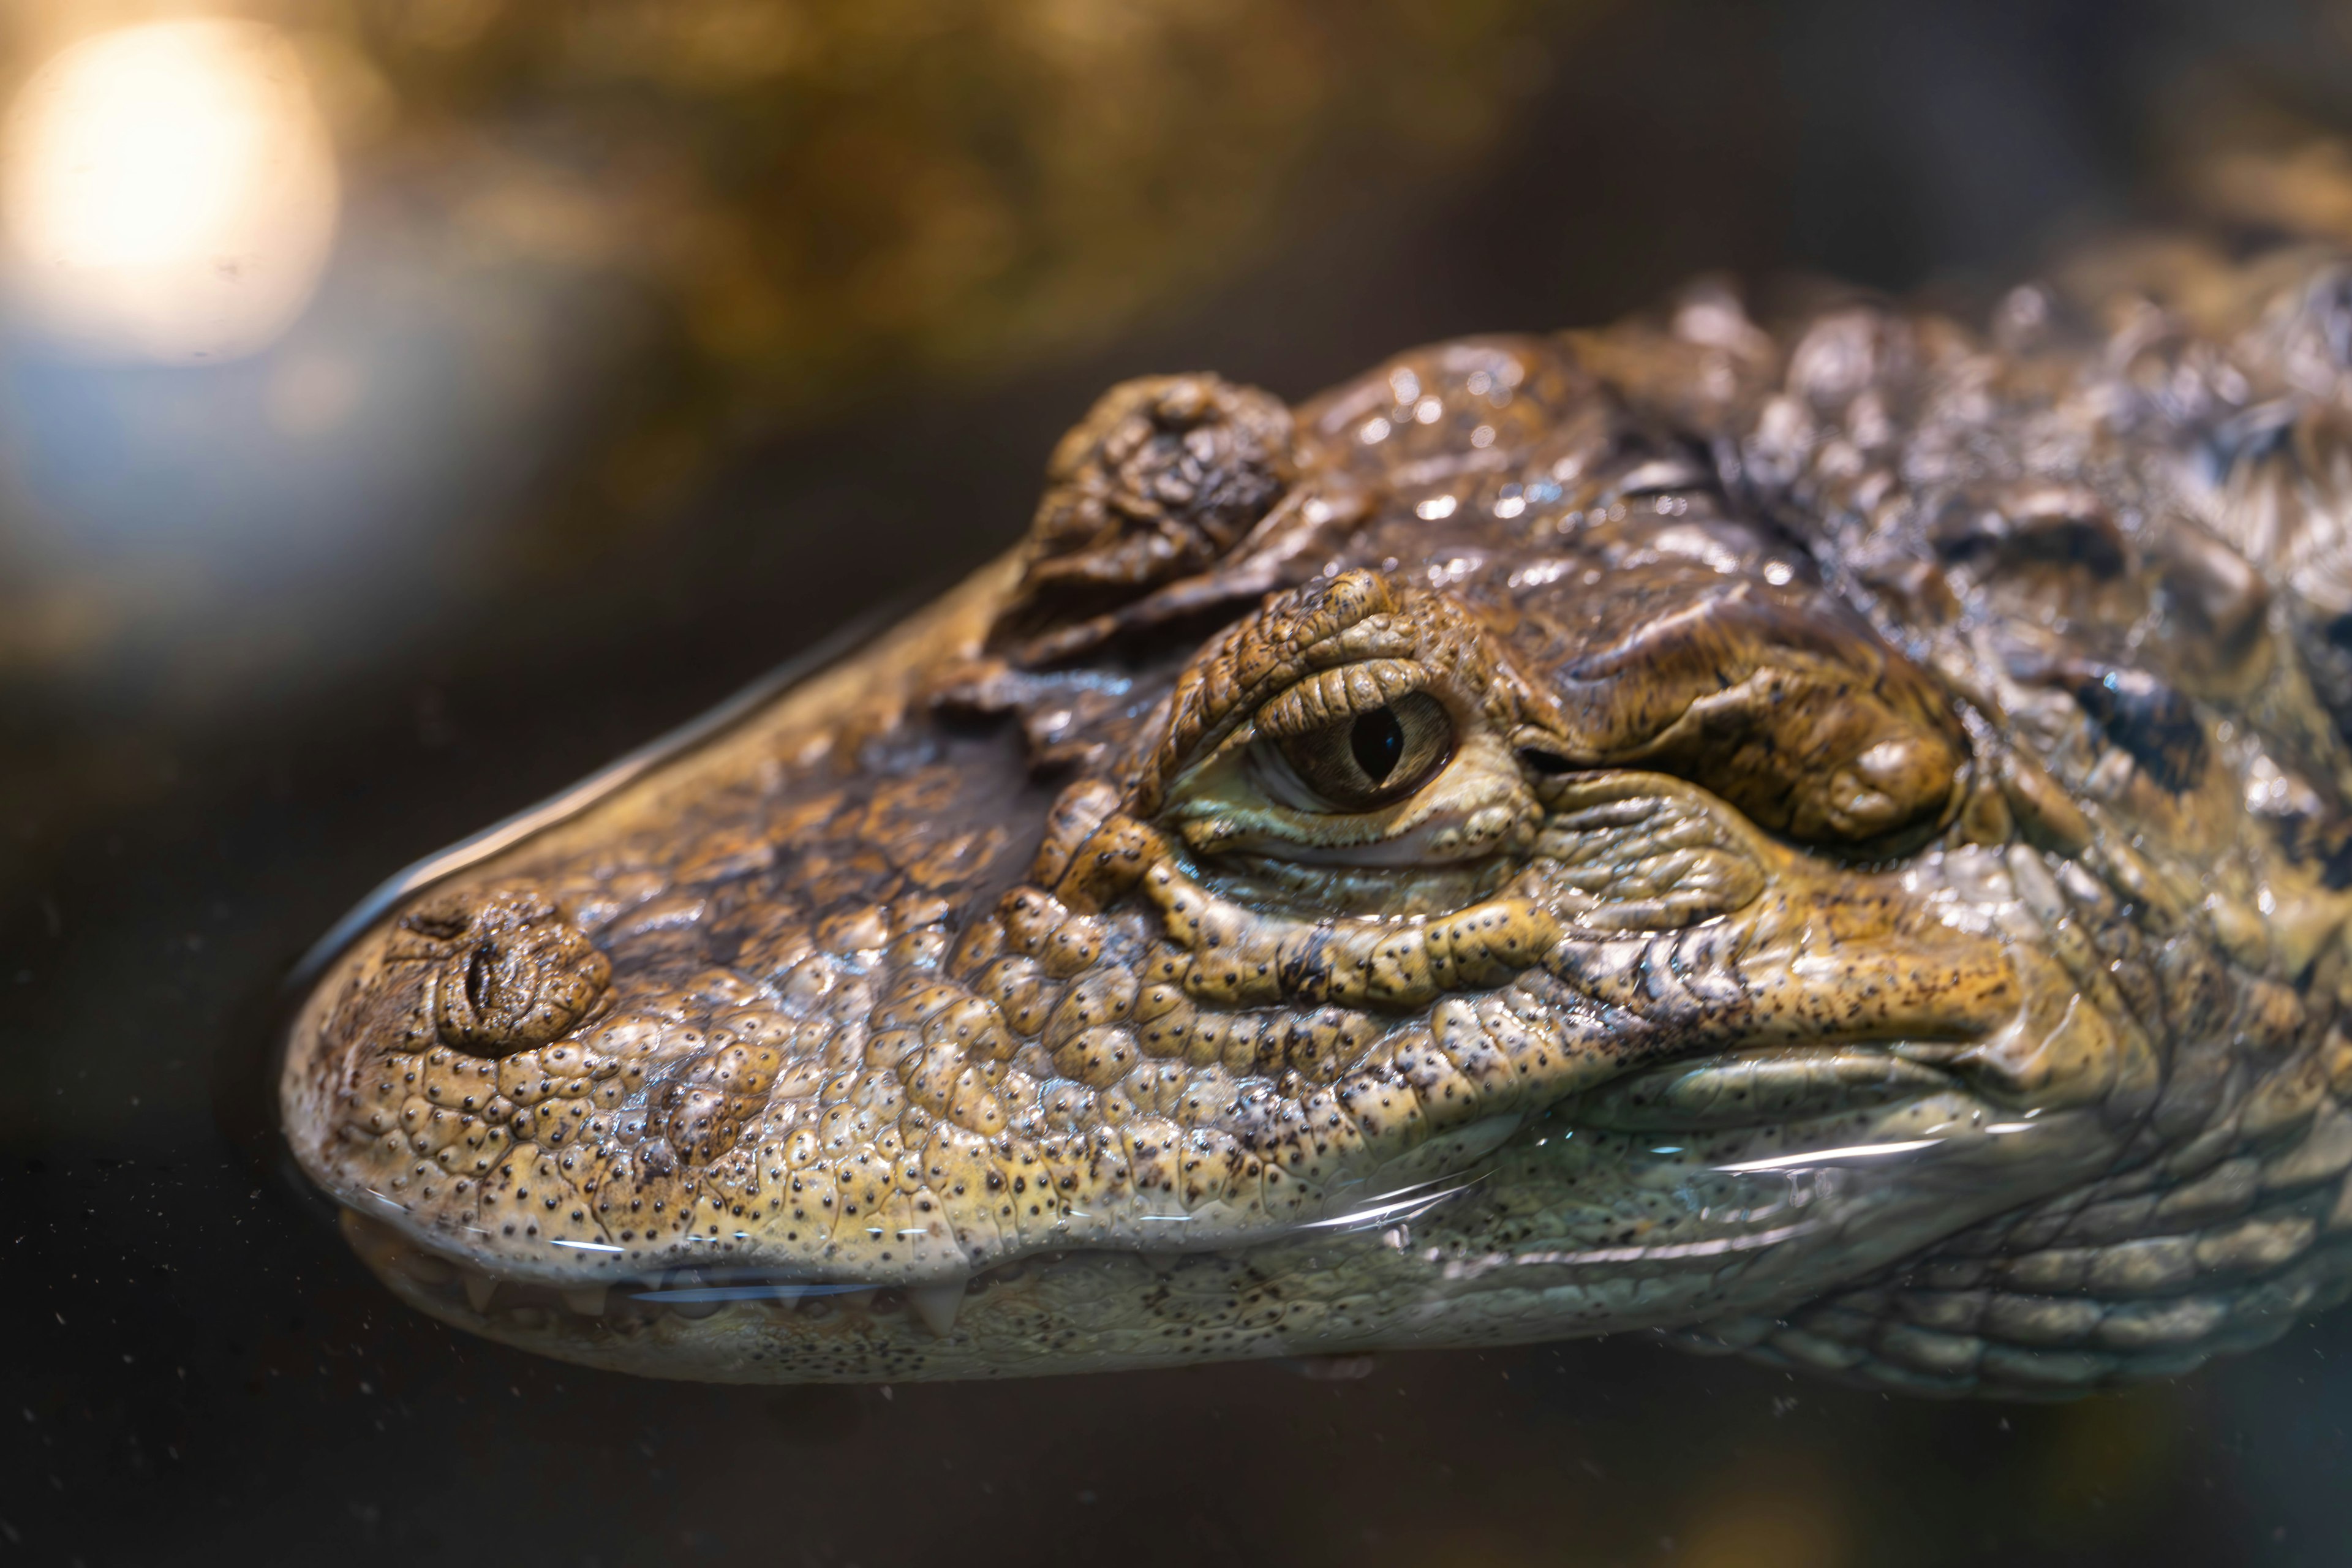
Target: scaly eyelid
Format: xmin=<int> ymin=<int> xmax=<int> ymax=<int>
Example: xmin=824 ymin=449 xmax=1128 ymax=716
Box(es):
xmin=1251 ymin=658 xmax=1435 ymax=741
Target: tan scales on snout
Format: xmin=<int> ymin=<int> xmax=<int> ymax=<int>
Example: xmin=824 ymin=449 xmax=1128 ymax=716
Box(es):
xmin=287 ymin=246 xmax=2352 ymax=1394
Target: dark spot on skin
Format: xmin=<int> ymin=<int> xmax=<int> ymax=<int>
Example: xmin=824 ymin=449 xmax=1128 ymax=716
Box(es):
xmin=2071 ymin=666 xmax=2207 ymax=791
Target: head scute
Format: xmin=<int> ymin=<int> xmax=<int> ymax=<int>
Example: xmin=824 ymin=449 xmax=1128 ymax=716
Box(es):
xmin=990 ymin=373 xmax=1303 ymax=660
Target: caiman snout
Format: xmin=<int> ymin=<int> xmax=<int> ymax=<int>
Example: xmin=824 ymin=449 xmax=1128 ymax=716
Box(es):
xmin=286 ymin=268 xmax=2352 ymax=1395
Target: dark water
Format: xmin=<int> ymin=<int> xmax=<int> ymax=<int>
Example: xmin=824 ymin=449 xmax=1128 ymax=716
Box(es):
xmin=12 ymin=1 xmax=2352 ymax=1563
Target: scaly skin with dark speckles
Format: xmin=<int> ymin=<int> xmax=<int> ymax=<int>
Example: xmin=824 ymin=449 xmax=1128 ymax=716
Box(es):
xmin=286 ymin=243 xmax=2352 ymax=1395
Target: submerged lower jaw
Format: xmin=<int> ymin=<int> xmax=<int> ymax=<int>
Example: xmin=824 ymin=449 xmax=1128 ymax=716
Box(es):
xmin=341 ymin=1207 xmax=1047 ymax=1337
xmin=338 ymin=1106 xmax=2021 ymax=1380
xmin=333 ymin=1047 xmax=2015 ymax=1376
xmin=341 ymin=1175 xmax=1484 ymax=1344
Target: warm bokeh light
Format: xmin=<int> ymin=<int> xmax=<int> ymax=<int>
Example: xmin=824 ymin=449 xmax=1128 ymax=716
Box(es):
xmin=1 ymin=19 xmax=338 ymax=362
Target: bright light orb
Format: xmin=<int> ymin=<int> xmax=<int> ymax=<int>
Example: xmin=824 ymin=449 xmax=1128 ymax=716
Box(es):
xmin=2 ymin=20 xmax=339 ymax=363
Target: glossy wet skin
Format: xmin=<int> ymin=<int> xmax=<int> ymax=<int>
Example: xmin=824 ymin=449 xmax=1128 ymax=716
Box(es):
xmin=286 ymin=245 xmax=2352 ymax=1394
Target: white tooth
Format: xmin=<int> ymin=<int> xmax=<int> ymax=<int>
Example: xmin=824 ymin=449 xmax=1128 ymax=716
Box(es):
xmin=561 ymin=1286 xmax=609 ymax=1317
xmin=907 ymin=1281 xmax=966 ymax=1336
xmin=462 ymin=1272 xmax=498 ymax=1314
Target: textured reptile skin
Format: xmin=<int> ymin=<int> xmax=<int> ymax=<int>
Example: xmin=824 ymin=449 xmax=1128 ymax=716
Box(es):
xmin=283 ymin=240 xmax=2352 ymax=1395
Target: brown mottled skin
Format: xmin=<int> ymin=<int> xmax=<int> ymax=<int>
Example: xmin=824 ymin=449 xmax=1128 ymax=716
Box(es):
xmin=285 ymin=240 xmax=2352 ymax=1396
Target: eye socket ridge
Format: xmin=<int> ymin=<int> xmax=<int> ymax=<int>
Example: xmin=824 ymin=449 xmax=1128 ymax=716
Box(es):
xmin=1265 ymin=688 xmax=1455 ymax=811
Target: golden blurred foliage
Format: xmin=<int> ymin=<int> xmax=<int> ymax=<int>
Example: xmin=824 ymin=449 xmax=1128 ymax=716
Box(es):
xmin=354 ymin=0 xmax=1574 ymax=386
xmin=300 ymin=0 xmax=1591 ymax=540
xmin=57 ymin=0 xmax=1593 ymax=428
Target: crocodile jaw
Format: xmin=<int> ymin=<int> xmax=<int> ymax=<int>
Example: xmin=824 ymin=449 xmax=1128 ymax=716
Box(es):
xmin=284 ymin=292 xmax=2352 ymax=1393
xmin=280 ymin=559 xmax=2097 ymax=1382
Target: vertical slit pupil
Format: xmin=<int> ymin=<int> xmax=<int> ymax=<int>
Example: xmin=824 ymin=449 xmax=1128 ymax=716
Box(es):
xmin=1351 ymin=706 xmax=1406 ymax=783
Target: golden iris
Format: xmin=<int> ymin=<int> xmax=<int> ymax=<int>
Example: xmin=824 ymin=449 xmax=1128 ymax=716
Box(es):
xmin=1275 ymin=690 xmax=1452 ymax=810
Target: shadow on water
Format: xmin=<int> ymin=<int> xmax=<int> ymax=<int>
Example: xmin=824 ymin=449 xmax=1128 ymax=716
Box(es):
xmin=13 ymin=0 xmax=2352 ymax=1564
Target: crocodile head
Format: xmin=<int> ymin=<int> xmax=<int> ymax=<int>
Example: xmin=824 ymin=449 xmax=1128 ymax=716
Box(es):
xmin=284 ymin=258 xmax=2352 ymax=1395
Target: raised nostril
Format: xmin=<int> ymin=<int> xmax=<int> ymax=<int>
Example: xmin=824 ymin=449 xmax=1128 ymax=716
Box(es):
xmin=464 ymin=943 xmax=499 ymax=1017
xmin=398 ymin=883 xmax=612 ymax=1056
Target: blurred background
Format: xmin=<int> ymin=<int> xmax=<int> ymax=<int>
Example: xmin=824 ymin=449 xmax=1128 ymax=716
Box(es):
xmin=12 ymin=1 xmax=2352 ymax=1564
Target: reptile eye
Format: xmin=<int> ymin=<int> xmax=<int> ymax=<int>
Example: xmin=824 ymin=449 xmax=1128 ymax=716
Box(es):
xmin=1275 ymin=690 xmax=1453 ymax=810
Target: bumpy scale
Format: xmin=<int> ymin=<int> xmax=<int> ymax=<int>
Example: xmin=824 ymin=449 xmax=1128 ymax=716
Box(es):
xmin=284 ymin=249 xmax=2352 ymax=1395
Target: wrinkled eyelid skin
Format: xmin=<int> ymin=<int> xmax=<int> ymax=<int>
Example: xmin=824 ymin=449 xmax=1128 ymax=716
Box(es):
xmin=1250 ymin=657 xmax=1436 ymax=741
xmin=1147 ymin=594 xmax=1556 ymax=859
